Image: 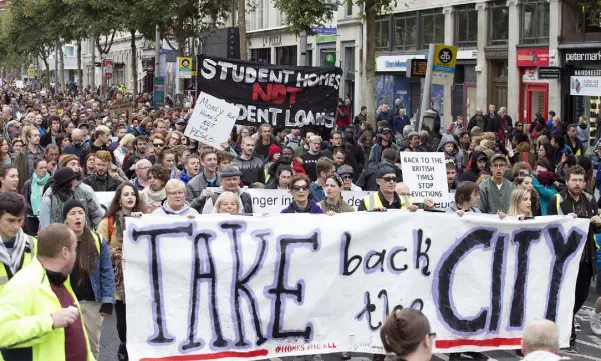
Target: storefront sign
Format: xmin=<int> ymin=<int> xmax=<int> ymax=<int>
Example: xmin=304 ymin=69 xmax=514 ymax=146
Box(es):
xmin=228 ymin=27 xmax=241 ymax=59
xmin=516 ymin=48 xmax=550 ymax=67
xmin=522 ymin=68 xmax=539 ymax=83
xmin=457 ymin=50 xmax=477 ymax=60
xmin=564 ymin=49 xmax=601 ymax=63
xmin=376 ymin=54 xmax=426 ymax=72
xmin=570 ymin=75 xmax=601 ymax=96
xmin=263 ymin=35 xmax=282 ymax=47
xmin=311 ymin=26 xmax=337 ymax=35
xmin=573 ymin=69 xmax=601 ymax=76
xmin=538 ymin=67 xmax=560 ymax=79
xmin=406 ymin=59 xmax=427 ymax=78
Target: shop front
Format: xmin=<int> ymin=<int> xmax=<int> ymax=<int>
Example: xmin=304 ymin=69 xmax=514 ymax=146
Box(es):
xmin=452 ymin=50 xmax=478 ymax=120
xmin=375 ymin=54 xmax=426 ymax=117
xmin=562 ymin=48 xmax=601 ymax=147
xmin=516 ymin=48 xmax=550 ymax=125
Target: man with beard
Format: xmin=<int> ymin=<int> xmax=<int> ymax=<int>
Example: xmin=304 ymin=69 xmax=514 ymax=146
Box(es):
xmin=15 ymin=126 xmax=43 ymax=192
xmin=39 ymin=167 xmax=103 ymax=229
xmin=477 ymin=154 xmax=515 ymax=214
xmin=547 ymin=165 xmax=601 ymax=352
xmin=122 ymin=135 xmax=151 ymax=178
xmin=83 ymin=151 xmax=121 ymax=191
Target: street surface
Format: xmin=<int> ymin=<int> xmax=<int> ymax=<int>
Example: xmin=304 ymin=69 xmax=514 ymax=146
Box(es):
xmin=99 ymin=284 xmax=601 ymax=361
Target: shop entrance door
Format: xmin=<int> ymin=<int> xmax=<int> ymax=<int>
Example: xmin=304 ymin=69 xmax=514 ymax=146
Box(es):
xmin=525 ymin=83 xmax=548 ymax=125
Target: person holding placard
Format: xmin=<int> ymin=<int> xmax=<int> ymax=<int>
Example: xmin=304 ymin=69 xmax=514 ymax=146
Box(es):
xmin=153 ymin=179 xmax=199 ymax=217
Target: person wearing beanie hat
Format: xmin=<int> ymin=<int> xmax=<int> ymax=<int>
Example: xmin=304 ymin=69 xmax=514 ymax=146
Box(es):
xmin=38 ymin=166 xmax=104 ymax=230
xmin=264 ymin=144 xmax=282 ymax=183
xmin=62 ymin=198 xmax=115 ymax=359
xmin=60 ymin=154 xmax=80 ymax=169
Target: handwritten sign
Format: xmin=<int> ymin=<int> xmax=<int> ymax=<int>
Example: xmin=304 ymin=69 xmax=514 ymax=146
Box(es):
xmin=401 ymin=152 xmax=448 ymax=202
xmin=184 ymin=92 xmax=238 ymax=148
xmin=124 ymin=213 xmax=587 ymax=360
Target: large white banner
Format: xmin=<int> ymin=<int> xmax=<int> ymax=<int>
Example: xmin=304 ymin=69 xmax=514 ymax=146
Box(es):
xmin=124 ymin=213 xmax=589 ymax=361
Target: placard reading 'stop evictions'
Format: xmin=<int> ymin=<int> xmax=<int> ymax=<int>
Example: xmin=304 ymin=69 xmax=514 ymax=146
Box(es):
xmin=400 ymin=152 xmax=448 ymax=202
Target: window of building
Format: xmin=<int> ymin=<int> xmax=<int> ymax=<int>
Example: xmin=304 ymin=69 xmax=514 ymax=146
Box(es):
xmin=376 ymin=18 xmax=390 ymax=51
xmin=421 ymin=9 xmax=444 ymax=49
xmin=251 ymin=48 xmax=271 ymax=64
xmin=394 ymin=13 xmax=417 ymax=50
xmin=346 ymin=0 xmax=353 ymax=17
xmin=258 ymin=0 xmax=265 ymax=29
xmin=344 ymin=46 xmax=355 ymax=73
xmin=489 ymin=0 xmax=509 ymax=45
xmin=455 ymin=5 xmax=478 ymax=48
xmin=521 ymin=0 xmax=549 ymax=44
xmin=276 ymin=46 xmax=297 ymax=65
xmin=64 ymin=46 xmax=75 ymax=57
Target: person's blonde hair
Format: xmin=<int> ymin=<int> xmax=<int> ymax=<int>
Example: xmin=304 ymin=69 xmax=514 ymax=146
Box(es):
xmin=481 ymin=139 xmax=495 ymax=150
xmin=471 ymin=126 xmax=482 ymax=137
xmin=536 ymin=135 xmax=549 ymax=147
xmin=119 ymin=133 xmax=135 ymax=147
xmin=472 ymin=136 xmax=483 ymax=146
xmin=164 ymin=179 xmax=186 ymax=194
xmin=509 ymin=188 xmax=532 ymax=217
xmin=212 ymin=191 xmax=242 ymax=214
xmin=482 ymin=132 xmax=496 ymax=141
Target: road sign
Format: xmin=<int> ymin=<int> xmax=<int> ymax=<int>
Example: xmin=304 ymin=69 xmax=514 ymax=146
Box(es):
xmin=178 ymin=57 xmax=193 ymax=79
xmin=432 ymin=45 xmax=457 ymax=86
xmin=27 ymin=68 xmax=36 ymax=78
xmin=103 ymin=59 xmax=114 ymax=79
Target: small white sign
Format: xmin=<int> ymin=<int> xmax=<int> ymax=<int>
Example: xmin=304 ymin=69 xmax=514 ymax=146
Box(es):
xmin=184 ymin=92 xmax=238 ymax=148
xmin=570 ymin=75 xmax=601 ymax=96
xmin=400 ymin=152 xmax=449 ymax=202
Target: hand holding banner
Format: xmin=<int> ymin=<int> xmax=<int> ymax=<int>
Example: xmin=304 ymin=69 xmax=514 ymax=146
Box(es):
xmin=184 ymin=92 xmax=238 ymax=148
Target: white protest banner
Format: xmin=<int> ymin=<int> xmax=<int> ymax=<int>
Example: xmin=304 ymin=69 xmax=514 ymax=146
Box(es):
xmin=185 ymin=92 xmax=238 ymax=148
xmin=124 ymin=213 xmax=588 ymax=361
xmin=401 ymin=152 xmax=448 ymax=202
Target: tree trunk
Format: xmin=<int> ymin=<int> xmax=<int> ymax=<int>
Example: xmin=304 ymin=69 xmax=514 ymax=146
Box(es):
xmin=130 ymin=29 xmax=138 ymax=95
xmin=91 ymin=39 xmax=96 ymax=90
xmin=54 ymin=40 xmax=60 ymax=89
xmin=43 ymin=58 xmax=51 ymax=90
xmin=238 ymin=0 xmax=247 ymax=60
xmin=58 ymin=43 xmax=65 ymax=90
xmin=364 ymin=0 xmax=377 ymax=126
xmin=77 ymin=39 xmax=82 ymax=89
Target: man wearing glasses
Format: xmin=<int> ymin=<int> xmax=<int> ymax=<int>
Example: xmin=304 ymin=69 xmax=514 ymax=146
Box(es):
xmin=358 ymin=167 xmax=408 ymax=212
xmin=477 ymin=154 xmax=515 ymax=214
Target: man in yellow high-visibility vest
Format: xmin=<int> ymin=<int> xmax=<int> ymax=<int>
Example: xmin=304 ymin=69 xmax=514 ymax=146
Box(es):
xmin=358 ymin=166 xmax=418 ymax=212
xmin=0 ymin=193 xmax=36 ymax=294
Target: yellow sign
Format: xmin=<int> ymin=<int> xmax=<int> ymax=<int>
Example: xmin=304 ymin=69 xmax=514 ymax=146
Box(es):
xmin=178 ymin=57 xmax=193 ymax=79
xmin=433 ymin=45 xmax=457 ymax=69
xmin=27 ymin=68 xmax=36 ymax=77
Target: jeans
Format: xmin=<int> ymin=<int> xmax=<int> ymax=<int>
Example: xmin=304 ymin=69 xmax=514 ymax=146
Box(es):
xmin=571 ymin=262 xmax=593 ymax=341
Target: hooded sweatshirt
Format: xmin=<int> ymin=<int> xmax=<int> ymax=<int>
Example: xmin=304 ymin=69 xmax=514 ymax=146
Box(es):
xmin=437 ymin=134 xmax=463 ymax=175
xmin=153 ymin=202 xmax=199 ymax=216
xmin=459 ymin=151 xmax=488 ymax=183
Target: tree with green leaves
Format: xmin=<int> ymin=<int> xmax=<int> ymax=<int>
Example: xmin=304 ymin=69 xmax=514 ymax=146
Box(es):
xmin=272 ymin=0 xmax=414 ymax=125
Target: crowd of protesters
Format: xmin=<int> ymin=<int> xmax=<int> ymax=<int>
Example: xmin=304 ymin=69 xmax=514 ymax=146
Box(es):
xmin=0 ymin=82 xmax=598 ymax=361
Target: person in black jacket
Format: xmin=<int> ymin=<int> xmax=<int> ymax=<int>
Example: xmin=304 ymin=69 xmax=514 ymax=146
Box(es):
xmin=83 ymin=150 xmax=121 ymax=192
xmin=547 ymin=165 xmax=601 ymax=353
xmin=357 ymin=148 xmax=402 ymax=191
xmin=459 ymin=151 xmax=489 ymax=183
xmin=485 ymin=104 xmax=502 ymax=133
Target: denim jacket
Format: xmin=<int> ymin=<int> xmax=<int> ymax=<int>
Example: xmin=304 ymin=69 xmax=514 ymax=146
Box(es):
xmin=90 ymin=232 xmax=116 ymax=304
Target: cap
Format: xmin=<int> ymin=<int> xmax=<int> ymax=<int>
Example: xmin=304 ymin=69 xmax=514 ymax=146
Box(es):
xmin=176 ymin=118 xmax=186 ymax=125
xmin=490 ymin=154 xmax=508 ymax=164
xmin=53 ymin=167 xmax=78 ymax=188
xmin=376 ymin=166 xmax=396 ymax=179
xmin=62 ymin=199 xmax=86 ymax=220
xmin=220 ymin=165 xmax=243 ymax=178
xmin=381 ymin=127 xmax=392 ymax=134
xmin=60 ymin=154 xmax=80 ymax=168
xmin=337 ymin=165 xmax=354 ymax=176
xmin=408 ymin=131 xmax=420 ymax=139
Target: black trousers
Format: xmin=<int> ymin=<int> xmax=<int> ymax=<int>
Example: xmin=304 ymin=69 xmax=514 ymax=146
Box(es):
xmin=115 ymin=300 xmax=127 ymax=343
xmin=571 ymin=262 xmax=593 ymax=341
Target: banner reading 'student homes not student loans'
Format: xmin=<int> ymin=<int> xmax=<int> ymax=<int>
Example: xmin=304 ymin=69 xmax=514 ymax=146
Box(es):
xmin=124 ymin=213 xmax=588 ymax=361
xmin=197 ymin=54 xmax=343 ymax=129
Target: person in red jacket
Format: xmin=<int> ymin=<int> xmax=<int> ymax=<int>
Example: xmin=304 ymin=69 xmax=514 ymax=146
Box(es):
xmin=336 ymin=98 xmax=351 ymax=134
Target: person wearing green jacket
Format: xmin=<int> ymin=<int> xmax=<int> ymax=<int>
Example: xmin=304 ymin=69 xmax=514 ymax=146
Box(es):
xmin=0 ymin=224 xmax=95 ymax=361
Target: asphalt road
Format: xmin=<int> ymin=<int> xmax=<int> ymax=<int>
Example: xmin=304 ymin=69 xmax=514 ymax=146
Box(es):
xmin=98 ymin=284 xmax=601 ymax=361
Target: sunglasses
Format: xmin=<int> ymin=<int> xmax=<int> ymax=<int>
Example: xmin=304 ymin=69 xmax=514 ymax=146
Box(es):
xmin=292 ymin=185 xmax=309 ymax=191
xmin=153 ymin=143 xmax=165 ymax=147
xmin=381 ymin=176 xmax=396 ymax=183
xmin=341 ymin=175 xmax=352 ymax=180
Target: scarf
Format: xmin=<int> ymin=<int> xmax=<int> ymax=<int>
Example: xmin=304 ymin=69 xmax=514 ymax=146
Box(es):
xmin=145 ymin=187 xmax=166 ymax=203
xmin=114 ymin=210 xmax=125 ymax=244
xmin=288 ymin=201 xmax=313 ymax=213
xmin=323 ymin=199 xmax=341 ymax=213
xmin=0 ymin=230 xmax=28 ymax=276
xmin=31 ymin=172 xmax=50 ymax=215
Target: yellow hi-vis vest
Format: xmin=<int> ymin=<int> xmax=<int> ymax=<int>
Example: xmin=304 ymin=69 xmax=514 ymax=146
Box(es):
xmin=0 ymin=235 xmax=37 ymax=292
xmin=362 ymin=192 xmax=412 ymax=211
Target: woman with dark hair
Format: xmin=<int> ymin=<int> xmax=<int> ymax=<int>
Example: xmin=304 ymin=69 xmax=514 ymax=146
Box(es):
xmin=96 ymin=183 xmax=144 ymax=361
xmin=22 ymin=158 xmax=50 ymax=234
xmin=380 ymin=308 xmax=434 ymax=361
xmin=281 ymin=174 xmax=324 ymax=214
xmin=63 ymin=199 xmax=115 ymax=360
xmin=159 ymin=148 xmax=180 ymax=179
xmin=320 ymin=174 xmax=355 ymax=214
xmin=537 ymin=142 xmax=557 ymax=170
xmin=83 ymin=152 xmax=97 ymax=178
xmin=265 ymin=165 xmax=293 ymax=190
xmin=140 ymin=164 xmax=169 ymax=212
xmin=0 ymin=137 xmax=12 ymax=166
xmin=446 ymin=181 xmax=482 ymax=215
xmin=0 ymin=164 xmax=19 ymax=193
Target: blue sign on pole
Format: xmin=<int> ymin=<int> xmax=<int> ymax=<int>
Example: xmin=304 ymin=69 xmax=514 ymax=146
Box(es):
xmin=311 ymin=26 xmax=337 ymax=36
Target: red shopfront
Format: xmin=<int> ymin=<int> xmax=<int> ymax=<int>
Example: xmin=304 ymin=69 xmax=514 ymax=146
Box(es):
xmin=517 ymin=48 xmax=550 ymax=125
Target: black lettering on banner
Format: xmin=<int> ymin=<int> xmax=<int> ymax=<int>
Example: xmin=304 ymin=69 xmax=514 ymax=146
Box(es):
xmin=509 ymin=229 xmax=542 ymax=328
xmin=356 ymin=291 xmax=381 ymax=331
xmin=489 ymin=235 xmax=506 ymax=332
xmin=131 ymin=225 xmax=194 ymax=344
xmin=357 ymin=289 xmax=425 ymax=331
xmin=388 ymin=247 xmax=409 ymax=273
xmin=436 ymin=229 xmax=495 ymax=333
xmin=181 ymin=232 xmax=228 ymax=351
xmin=220 ymin=223 xmax=268 ymax=347
xmin=341 ymin=232 xmax=361 ymax=276
xmin=267 ymin=232 xmax=320 ymax=340
xmin=366 ymin=250 xmax=386 ymax=273
xmin=544 ymin=227 xmax=585 ymax=321
xmin=414 ymin=229 xmax=431 ymax=276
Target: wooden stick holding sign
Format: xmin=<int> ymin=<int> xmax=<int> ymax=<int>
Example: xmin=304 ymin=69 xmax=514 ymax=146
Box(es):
xmin=183 ymin=92 xmax=238 ymax=148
